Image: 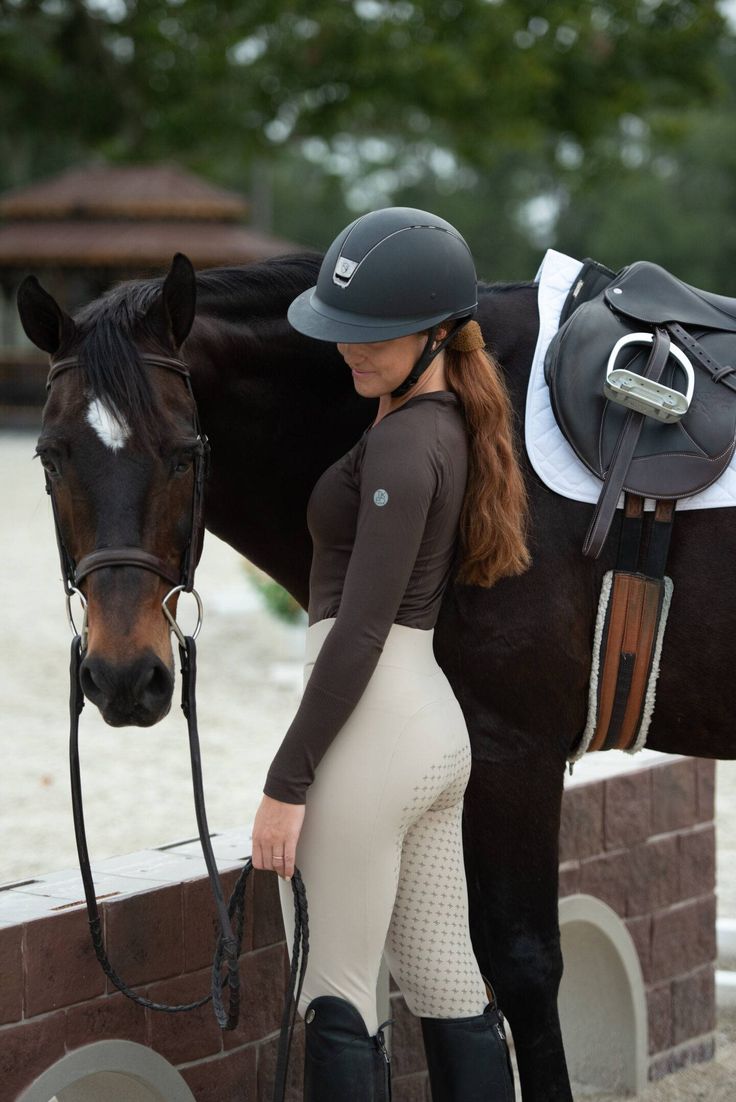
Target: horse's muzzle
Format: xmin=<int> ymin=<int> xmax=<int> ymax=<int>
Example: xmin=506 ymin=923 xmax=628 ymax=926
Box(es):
xmin=79 ymin=650 xmax=174 ymax=726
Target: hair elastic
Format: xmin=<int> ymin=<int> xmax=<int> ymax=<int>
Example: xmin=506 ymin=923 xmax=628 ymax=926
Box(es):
xmin=449 ymin=320 xmax=485 ymax=353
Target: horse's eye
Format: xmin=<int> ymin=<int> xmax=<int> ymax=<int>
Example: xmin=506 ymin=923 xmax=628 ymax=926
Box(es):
xmin=39 ymin=454 xmax=60 ymax=477
xmin=173 ymin=453 xmax=193 ymax=474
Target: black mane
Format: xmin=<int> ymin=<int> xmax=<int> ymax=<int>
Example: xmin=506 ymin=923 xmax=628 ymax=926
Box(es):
xmin=479 ymin=279 xmax=537 ymax=294
xmin=70 ymin=253 xmax=322 ymax=448
xmin=193 ymin=252 xmax=322 ymax=319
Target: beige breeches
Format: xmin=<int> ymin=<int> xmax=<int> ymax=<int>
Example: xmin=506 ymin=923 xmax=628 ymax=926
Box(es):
xmin=277 ymin=616 xmax=488 ymax=1036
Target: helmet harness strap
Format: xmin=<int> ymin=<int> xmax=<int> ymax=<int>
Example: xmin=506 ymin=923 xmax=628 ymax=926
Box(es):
xmin=390 ymin=317 xmax=472 ymax=398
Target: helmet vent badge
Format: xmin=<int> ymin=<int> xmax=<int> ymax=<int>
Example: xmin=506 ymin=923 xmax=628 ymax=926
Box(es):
xmin=333 ymin=255 xmax=358 ymax=287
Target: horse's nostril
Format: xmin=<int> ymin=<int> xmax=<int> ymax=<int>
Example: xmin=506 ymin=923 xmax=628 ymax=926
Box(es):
xmin=79 ymin=651 xmax=174 ymax=724
xmin=80 ymin=656 xmax=108 ymax=703
xmin=135 ymin=659 xmax=172 ymax=705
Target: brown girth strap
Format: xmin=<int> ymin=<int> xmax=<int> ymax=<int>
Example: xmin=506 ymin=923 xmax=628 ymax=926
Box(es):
xmin=587 ymin=495 xmax=675 ymax=753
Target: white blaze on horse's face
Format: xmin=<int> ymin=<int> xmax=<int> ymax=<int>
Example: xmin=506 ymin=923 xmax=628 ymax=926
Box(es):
xmin=85 ymin=397 xmax=131 ymax=452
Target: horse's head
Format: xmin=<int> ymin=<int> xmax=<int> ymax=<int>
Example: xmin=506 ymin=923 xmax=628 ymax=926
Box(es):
xmin=18 ymin=254 xmax=205 ymax=727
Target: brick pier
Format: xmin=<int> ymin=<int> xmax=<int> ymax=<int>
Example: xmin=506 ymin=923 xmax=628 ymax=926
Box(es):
xmin=559 ymin=752 xmax=717 ymax=1081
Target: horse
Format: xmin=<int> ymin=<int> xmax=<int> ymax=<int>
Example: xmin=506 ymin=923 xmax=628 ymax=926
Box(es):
xmin=17 ymin=252 xmax=736 ymax=1102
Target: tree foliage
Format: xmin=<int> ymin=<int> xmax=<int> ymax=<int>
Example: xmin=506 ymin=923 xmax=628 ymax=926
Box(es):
xmin=0 ymin=0 xmax=728 ymax=185
xmin=1 ymin=1 xmax=734 ymax=285
xmin=555 ymin=99 xmax=736 ymax=289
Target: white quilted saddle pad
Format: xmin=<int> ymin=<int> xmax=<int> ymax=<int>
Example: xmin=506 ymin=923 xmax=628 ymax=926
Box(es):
xmin=525 ymin=248 xmax=736 ymax=511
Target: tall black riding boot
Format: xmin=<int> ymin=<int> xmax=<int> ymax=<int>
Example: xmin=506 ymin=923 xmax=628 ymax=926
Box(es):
xmin=303 ymin=994 xmax=393 ymax=1100
xmin=420 ymin=995 xmax=515 ymax=1102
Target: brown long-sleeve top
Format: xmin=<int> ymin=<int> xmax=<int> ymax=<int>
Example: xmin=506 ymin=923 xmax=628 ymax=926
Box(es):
xmin=262 ymin=389 xmax=469 ymax=804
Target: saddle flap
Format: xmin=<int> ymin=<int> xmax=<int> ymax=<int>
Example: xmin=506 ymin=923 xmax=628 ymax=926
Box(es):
xmin=605 ymin=261 xmax=736 ymax=331
xmin=545 ymin=297 xmax=736 ymax=498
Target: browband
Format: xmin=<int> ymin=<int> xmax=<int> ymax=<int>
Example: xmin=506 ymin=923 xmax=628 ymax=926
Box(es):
xmin=47 ymin=354 xmax=190 ymax=390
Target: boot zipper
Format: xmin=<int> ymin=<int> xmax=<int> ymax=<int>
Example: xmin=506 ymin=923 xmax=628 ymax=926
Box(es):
xmin=493 ymin=1010 xmax=515 ymax=1099
xmin=376 ymin=1029 xmax=390 ymax=1063
xmin=375 ymin=1027 xmax=392 ymax=1099
xmin=495 ymin=1009 xmax=508 ymax=1044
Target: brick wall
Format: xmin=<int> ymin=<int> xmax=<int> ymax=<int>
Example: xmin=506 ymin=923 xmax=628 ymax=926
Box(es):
xmin=0 ymin=833 xmax=428 ymax=1101
xmin=0 ymin=754 xmax=718 ymax=1100
xmin=559 ymin=753 xmax=717 ymax=1081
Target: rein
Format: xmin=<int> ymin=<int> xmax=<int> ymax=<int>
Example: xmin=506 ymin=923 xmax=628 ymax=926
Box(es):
xmin=46 ymin=352 xmax=309 ymax=1099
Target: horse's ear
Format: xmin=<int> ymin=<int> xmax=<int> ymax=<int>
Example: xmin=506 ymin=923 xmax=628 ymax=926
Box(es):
xmin=145 ymin=253 xmax=196 ymax=350
xmin=16 ymin=275 xmax=76 ymax=355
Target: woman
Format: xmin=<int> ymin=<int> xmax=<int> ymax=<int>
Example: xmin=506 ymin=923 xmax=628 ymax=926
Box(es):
xmin=251 ymin=207 xmax=529 ymax=1100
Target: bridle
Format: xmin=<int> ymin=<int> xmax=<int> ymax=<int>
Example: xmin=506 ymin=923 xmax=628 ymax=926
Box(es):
xmin=44 ymin=351 xmax=308 ymax=1100
xmin=46 ymin=353 xmax=208 ymax=648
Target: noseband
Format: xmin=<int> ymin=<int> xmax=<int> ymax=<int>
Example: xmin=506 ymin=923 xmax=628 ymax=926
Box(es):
xmin=44 ymin=352 xmax=308 ymax=1099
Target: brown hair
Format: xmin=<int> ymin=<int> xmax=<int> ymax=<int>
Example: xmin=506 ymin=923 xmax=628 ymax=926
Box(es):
xmin=443 ymin=339 xmax=531 ymax=587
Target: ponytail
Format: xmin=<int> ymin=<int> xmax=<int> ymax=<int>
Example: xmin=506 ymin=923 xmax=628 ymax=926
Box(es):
xmin=444 ymin=331 xmax=531 ymax=587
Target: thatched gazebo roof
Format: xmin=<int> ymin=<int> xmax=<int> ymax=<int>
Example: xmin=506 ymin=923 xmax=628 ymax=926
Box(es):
xmin=0 ymin=162 xmax=305 ymax=427
xmin=0 ymin=164 xmax=249 ymax=221
xmin=0 ymin=219 xmax=299 ymax=268
xmin=0 ymin=163 xmax=299 ymax=268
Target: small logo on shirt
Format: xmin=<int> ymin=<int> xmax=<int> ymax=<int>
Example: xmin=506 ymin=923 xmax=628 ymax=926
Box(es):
xmin=373 ymin=488 xmax=389 ymax=506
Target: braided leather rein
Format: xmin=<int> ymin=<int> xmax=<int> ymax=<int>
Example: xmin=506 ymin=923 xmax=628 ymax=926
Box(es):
xmin=47 ymin=352 xmax=309 ymax=1099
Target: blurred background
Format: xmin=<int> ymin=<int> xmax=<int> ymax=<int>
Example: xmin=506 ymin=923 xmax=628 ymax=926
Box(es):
xmin=2 ymin=0 xmax=736 ymax=416
xmin=2 ymin=0 xmax=736 ymax=339
xmin=2 ymin=0 xmax=736 ymax=897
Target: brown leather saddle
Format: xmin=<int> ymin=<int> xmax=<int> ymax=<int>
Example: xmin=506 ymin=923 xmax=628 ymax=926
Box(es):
xmin=545 ymin=259 xmax=736 ymax=557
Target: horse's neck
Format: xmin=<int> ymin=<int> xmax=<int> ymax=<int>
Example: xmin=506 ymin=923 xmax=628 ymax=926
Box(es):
xmin=478 ymin=283 xmax=540 ymax=410
xmin=183 ymin=313 xmax=365 ymax=606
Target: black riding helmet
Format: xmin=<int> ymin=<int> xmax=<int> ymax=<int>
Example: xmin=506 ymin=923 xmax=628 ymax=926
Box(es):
xmin=287 ymin=206 xmax=478 ymax=397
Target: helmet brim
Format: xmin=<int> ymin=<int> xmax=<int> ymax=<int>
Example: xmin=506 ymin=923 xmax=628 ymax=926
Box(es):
xmin=287 ymin=286 xmax=476 ymax=344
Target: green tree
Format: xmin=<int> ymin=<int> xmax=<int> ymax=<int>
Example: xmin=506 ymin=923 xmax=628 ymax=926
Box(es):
xmin=553 ymin=45 xmax=736 ymax=291
xmin=2 ymin=1 xmax=733 ymax=288
xmin=0 ymin=1 xmax=728 ymax=187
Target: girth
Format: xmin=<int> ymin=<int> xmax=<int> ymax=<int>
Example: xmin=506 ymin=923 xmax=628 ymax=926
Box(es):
xmin=575 ymin=494 xmax=675 ymax=758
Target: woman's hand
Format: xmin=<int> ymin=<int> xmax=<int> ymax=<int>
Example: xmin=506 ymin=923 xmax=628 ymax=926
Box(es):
xmin=251 ymin=794 xmax=305 ymax=880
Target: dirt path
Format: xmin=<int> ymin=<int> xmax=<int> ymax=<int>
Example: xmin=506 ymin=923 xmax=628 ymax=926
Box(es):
xmin=584 ymin=1010 xmax=736 ymax=1101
